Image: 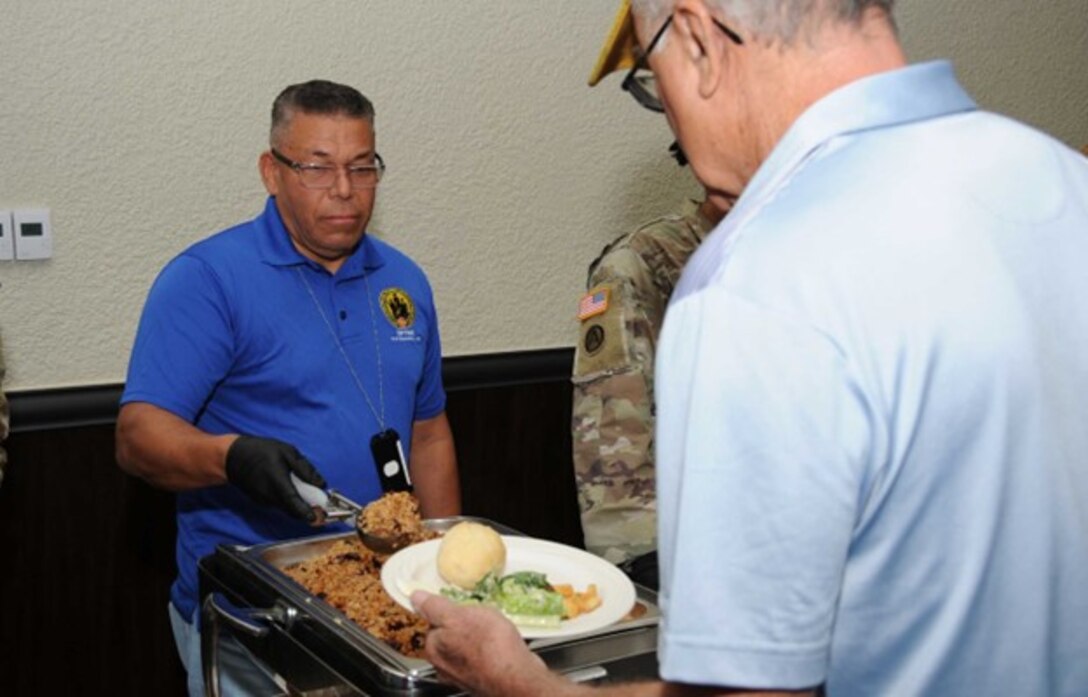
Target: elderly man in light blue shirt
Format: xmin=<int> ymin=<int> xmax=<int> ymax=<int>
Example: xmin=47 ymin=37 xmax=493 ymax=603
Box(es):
xmin=655 ymin=57 xmax=1088 ymax=694
xmin=410 ymin=2 xmax=1088 ymax=696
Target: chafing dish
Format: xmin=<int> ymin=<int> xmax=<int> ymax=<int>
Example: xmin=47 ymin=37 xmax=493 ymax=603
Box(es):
xmin=199 ymin=517 xmax=660 ymax=696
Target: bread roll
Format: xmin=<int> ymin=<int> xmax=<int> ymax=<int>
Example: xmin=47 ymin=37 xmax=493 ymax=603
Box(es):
xmin=437 ymin=522 xmax=506 ymax=589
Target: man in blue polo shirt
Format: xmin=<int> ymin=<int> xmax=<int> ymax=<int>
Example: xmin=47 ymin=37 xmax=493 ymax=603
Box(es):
xmin=117 ymin=79 xmax=460 ymax=696
xmin=410 ymin=2 xmax=1088 ymax=696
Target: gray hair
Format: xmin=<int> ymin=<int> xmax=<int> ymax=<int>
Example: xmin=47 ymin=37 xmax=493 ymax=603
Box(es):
xmin=270 ymin=79 xmax=375 ymax=147
xmin=631 ymin=0 xmax=895 ymax=44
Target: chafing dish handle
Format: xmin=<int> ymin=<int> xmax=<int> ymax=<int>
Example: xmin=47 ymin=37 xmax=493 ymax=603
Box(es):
xmin=201 ymin=592 xmax=297 ymax=697
xmin=564 ymin=666 xmax=609 ymax=684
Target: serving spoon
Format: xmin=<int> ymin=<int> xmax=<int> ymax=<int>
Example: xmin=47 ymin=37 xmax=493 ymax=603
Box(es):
xmin=290 ymin=474 xmax=409 ymax=554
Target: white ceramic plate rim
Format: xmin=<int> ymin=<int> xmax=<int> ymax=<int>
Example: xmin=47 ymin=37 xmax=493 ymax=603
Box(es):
xmin=381 ymin=535 xmax=636 ymax=639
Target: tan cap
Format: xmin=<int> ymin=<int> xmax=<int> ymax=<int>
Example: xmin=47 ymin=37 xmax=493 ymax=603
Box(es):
xmin=588 ymin=0 xmax=639 ymax=86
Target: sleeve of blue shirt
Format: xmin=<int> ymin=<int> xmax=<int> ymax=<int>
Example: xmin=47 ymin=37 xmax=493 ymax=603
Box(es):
xmin=122 ymin=253 xmax=235 ymax=422
xmin=410 ymin=278 xmax=446 ymax=423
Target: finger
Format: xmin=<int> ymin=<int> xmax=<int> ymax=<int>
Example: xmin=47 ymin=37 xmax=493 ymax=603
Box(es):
xmin=412 ymin=590 xmax=456 ymax=626
xmin=428 ymin=658 xmax=467 ymax=691
xmin=287 ymin=450 xmax=328 ymax=489
xmin=411 ymin=590 xmax=437 ymax=619
xmin=425 ymin=628 xmax=473 ymax=687
xmin=283 ymin=490 xmax=319 ymax=522
xmin=276 ymin=463 xmax=319 ymax=522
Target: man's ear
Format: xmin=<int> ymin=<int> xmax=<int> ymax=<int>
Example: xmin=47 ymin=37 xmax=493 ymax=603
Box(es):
xmin=258 ymin=151 xmax=280 ymax=196
xmin=673 ymin=0 xmax=728 ymax=100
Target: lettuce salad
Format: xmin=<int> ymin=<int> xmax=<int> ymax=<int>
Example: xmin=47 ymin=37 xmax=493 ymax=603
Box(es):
xmin=440 ymin=571 xmax=566 ymax=627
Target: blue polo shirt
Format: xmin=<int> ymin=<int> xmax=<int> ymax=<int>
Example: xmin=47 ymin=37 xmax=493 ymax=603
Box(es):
xmin=655 ymin=62 xmax=1088 ymax=695
xmin=122 ymin=197 xmax=446 ymax=618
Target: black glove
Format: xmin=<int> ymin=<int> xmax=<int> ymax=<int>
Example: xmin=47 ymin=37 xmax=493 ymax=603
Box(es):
xmin=225 ymin=436 xmax=328 ymax=523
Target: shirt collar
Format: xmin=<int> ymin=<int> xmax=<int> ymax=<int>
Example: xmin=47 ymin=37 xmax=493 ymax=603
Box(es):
xmin=255 ymin=196 xmax=385 ymax=277
xmin=740 ymin=61 xmax=977 ymax=213
xmin=676 ymin=61 xmax=977 ymax=300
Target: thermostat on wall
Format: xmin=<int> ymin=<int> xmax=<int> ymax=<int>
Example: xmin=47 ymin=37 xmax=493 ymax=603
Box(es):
xmin=0 ymin=210 xmax=13 ymax=261
xmin=13 ymin=208 xmax=52 ymax=260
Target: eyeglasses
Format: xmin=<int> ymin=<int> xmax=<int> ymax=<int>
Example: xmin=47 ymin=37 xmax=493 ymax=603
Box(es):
xmin=622 ymin=14 xmax=744 ymax=113
xmin=270 ymin=148 xmax=386 ymax=190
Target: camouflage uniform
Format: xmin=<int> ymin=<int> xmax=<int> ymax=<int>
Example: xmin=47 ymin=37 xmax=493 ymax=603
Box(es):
xmin=572 ymin=199 xmax=718 ymax=565
xmin=0 ymin=333 xmax=8 ymax=488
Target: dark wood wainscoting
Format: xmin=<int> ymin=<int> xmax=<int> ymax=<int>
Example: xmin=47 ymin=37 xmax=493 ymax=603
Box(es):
xmin=0 ymin=425 xmax=183 ymax=696
xmin=448 ymin=382 xmax=582 ymax=547
xmin=0 ymin=363 xmax=579 ymax=696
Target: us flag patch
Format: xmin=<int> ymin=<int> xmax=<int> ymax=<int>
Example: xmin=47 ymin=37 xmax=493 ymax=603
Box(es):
xmin=578 ymin=287 xmax=610 ymax=320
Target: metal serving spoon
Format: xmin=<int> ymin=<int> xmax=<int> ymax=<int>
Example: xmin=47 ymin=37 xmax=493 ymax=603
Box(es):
xmin=290 ymin=474 xmax=409 ymax=554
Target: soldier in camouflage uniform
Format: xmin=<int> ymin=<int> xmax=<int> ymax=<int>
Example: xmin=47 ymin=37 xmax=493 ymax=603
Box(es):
xmin=571 ymin=3 xmax=737 ymax=589
xmin=572 ymin=194 xmax=731 ymax=589
xmin=0 ymin=333 xmax=8 ymax=489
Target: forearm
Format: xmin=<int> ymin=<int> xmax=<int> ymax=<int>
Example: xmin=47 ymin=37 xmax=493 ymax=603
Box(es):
xmin=414 ymin=589 xmax=815 ymax=697
xmin=566 ymin=681 xmax=813 ymax=697
xmin=115 ymin=401 xmax=237 ymax=491
xmin=548 ymin=679 xmax=668 ymax=697
xmin=436 ymin=669 xmax=813 ymax=697
xmin=410 ymin=412 xmax=460 ymax=517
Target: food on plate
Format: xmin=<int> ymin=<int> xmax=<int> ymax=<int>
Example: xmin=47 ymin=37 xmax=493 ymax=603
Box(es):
xmin=553 ymin=582 xmax=603 ymax=619
xmin=358 ymin=491 xmax=425 ymax=540
xmin=436 ymin=521 xmax=507 ymax=589
xmin=441 ymin=570 xmax=602 ymax=628
xmin=284 ymin=538 xmax=431 ymax=657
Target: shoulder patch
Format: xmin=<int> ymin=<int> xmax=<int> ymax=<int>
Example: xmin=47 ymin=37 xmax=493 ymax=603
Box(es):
xmin=578 ymin=286 xmax=610 ymax=321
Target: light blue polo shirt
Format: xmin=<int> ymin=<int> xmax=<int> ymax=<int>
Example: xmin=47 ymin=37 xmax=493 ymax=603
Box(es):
xmin=655 ymin=61 xmax=1088 ymax=695
xmin=122 ymin=197 xmax=446 ymax=619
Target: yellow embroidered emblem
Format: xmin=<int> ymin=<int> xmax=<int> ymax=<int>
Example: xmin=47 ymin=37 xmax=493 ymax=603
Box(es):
xmin=379 ymin=287 xmax=415 ymax=329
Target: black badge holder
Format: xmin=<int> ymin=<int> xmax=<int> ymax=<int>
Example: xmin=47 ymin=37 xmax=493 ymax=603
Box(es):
xmin=371 ymin=428 xmax=412 ymax=492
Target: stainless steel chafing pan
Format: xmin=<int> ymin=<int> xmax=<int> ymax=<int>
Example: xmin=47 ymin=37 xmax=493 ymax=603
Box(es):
xmin=199 ymin=517 xmax=661 ymax=696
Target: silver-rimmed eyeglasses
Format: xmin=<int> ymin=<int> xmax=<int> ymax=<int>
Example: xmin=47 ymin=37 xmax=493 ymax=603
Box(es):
xmin=270 ymin=148 xmax=386 ymax=190
xmin=622 ymin=14 xmax=744 ymax=113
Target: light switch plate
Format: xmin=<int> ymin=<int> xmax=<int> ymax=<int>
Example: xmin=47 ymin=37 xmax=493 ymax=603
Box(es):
xmin=13 ymin=208 xmax=52 ymax=260
xmin=0 ymin=210 xmax=13 ymax=260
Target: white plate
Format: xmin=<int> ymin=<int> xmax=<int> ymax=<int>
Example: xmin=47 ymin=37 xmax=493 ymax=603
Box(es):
xmin=381 ymin=535 xmax=637 ymax=639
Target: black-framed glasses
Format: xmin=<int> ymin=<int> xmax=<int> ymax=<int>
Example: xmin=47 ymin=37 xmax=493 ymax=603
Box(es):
xmin=270 ymin=148 xmax=386 ymax=190
xmin=621 ymin=14 xmax=744 ymax=113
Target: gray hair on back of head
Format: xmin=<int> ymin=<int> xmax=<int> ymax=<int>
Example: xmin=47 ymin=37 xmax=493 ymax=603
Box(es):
xmin=270 ymin=79 xmax=375 ymax=148
xmin=631 ymin=0 xmax=896 ymax=44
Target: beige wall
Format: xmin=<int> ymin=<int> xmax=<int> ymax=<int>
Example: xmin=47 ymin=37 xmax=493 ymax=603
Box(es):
xmin=1 ymin=0 xmax=1085 ymax=392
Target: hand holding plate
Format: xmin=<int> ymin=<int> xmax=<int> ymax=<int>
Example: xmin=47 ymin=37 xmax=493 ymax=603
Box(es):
xmin=411 ymin=591 xmax=553 ymax=697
